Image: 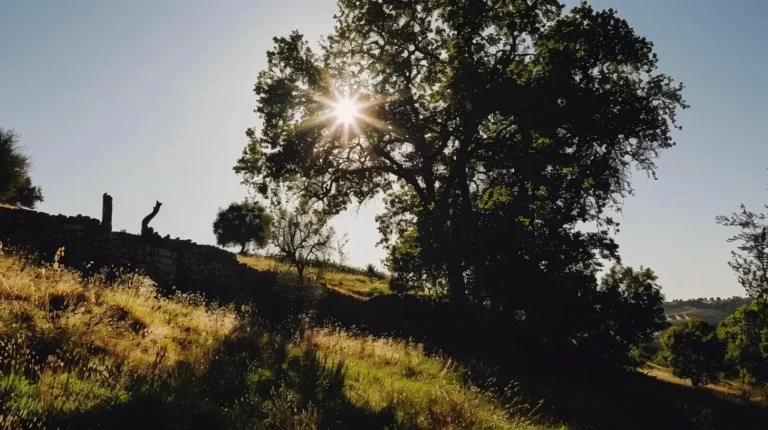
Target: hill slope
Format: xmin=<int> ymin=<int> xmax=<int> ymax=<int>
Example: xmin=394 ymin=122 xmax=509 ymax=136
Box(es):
xmin=0 ymin=252 xmax=548 ymax=429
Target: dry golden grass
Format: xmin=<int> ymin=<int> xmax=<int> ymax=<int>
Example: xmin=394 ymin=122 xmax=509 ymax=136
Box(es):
xmin=0 ymin=252 xmax=553 ymax=429
xmin=0 ymin=253 xmax=237 ymax=373
xmin=308 ymin=329 xmax=555 ymax=430
xmin=642 ymin=364 xmax=767 ymax=405
xmin=238 ymin=255 xmax=391 ymax=299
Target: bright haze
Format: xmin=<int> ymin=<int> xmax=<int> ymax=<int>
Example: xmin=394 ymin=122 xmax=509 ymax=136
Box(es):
xmin=1 ymin=0 xmax=767 ymax=299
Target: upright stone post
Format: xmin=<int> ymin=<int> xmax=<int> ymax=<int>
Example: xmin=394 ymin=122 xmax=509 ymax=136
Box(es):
xmin=101 ymin=193 xmax=113 ymax=234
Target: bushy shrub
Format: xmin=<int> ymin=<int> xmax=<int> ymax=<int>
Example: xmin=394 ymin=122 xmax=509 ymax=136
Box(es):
xmin=717 ymin=299 xmax=768 ymax=387
xmin=660 ymin=318 xmax=724 ymax=386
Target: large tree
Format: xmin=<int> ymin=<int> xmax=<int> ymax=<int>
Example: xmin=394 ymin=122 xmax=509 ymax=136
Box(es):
xmin=213 ymin=200 xmax=272 ymax=254
xmin=235 ymin=0 xmax=686 ymax=307
xmin=0 ymin=128 xmax=43 ymax=209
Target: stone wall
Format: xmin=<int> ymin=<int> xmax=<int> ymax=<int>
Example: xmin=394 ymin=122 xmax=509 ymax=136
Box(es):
xmin=0 ymin=206 xmax=275 ymax=302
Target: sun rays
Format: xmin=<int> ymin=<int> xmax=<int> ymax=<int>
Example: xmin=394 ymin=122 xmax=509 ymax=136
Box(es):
xmin=302 ymin=86 xmax=393 ymax=142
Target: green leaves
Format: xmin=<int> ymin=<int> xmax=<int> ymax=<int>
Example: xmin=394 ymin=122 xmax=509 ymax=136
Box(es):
xmin=717 ymin=300 xmax=768 ymax=386
xmin=0 ymin=128 xmax=43 ymax=209
xmin=661 ymin=318 xmax=724 ymax=387
xmin=212 ymin=201 xmax=272 ymax=253
xmin=236 ymin=0 xmax=686 ymax=314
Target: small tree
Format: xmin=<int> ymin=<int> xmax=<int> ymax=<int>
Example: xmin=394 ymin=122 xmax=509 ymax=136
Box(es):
xmin=213 ymin=200 xmax=272 ymax=254
xmin=660 ymin=318 xmax=724 ymax=387
xmin=717 ymin=300 xmax=768 ymax=387
xmin=270 ymin=200 xmax=335 ymax=283
xmin=0 ymin=128 xmax=43 ymax=209
xmin=596 ymin=265 xmax=669 ymax=363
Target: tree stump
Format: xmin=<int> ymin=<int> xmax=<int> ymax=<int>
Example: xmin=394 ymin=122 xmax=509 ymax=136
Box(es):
xmin=101 ymin=193 xmax=113 ymax=234
xmin=141 ymin=200 xmax=162 ymax=237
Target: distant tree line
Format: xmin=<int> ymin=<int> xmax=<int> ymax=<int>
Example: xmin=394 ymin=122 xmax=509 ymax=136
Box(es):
xmin=664 ymin=297 xmax=752 ymax=315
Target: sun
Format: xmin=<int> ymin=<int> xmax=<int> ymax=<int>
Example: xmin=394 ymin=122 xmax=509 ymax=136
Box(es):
xmin=331 ymin=93 xmax=360 ymax=127
xmin=304 ymin=85 xmax=395 ymax=141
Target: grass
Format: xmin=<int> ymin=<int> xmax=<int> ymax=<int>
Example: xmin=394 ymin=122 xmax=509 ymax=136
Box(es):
xmin=238 ymin=255 xmax=391 ymax=299
xmin=0 ymin=251 xmax=544 ymax=429
xmin=642 ymin=363 xmax=767 ymax=405
xmin=308 ymin=329 xmax=554 ymax=429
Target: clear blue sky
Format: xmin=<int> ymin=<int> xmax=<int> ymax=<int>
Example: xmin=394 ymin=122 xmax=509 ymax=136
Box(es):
xmin=1 ymin=0 xmax=766 ymax=300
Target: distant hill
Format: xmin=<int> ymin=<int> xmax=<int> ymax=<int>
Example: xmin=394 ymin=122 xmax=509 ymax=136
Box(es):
xmin=663 ymin=297 xmax=752 ymax=326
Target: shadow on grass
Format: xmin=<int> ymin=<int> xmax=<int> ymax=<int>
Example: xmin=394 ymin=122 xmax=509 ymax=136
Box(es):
xmin=316 ymin=291 xmax=768 ymax=430
xmin=9 ymin=322 xmax=398 ymax=430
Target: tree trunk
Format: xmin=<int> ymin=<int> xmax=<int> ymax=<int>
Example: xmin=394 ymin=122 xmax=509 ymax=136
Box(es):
xmin=141 ymin=201 xmax=163 ymax=236
xmin=446 ymin=253 xmax=468 ymax=307
xmin=239 ymin=243 xmax=246 ymax=255
xmin=297 ymin=265 xmax=305 ymax=284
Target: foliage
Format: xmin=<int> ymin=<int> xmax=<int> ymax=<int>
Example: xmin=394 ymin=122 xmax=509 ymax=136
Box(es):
xmin=212 ymin=200 xmax=272 ymax=253
xmin=591 ymin=265 xmax=668 ymax=365
xmin=716 ymin=200 xmax=768 ymax=299
xmin=717 ymin=299 xmax=768 ymax=387
xmin=270 ymin=200 xmax=336 ymax=283
xmin=0 ymin=128 xmax=43 ymax=209
xmin=234 ymin=0 xmax=686 ymax=313
xmin=660 ymin=318 xmax=724 ymax=387
xmin=233 ymin=1 xmax=686 ymax=369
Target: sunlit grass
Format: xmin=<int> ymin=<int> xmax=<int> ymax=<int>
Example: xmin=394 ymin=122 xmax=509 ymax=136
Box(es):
xmin=0 ymin=252 xmax=551 ymax=429
xmin=309 ymin=329 xmax=555 ymax=430
xmin=238 ymin=255 xmax=391 ymax=299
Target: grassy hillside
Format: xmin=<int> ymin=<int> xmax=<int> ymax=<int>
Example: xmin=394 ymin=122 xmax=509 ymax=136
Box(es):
xmin=239 ymin=255 xmax=391 ymax=299
xmin=0 ymin=252 xmax=549 ymax=429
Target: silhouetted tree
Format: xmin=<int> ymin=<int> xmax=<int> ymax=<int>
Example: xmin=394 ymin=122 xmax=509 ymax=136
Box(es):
xmin=235 ymin=0 xmax=686 ymax=311
xmin=594 ymin=265 xmax=668 ymax=362
xmin=213 ymin=200 xmax=272 ymax=254
xmin=0 ymin=128 xmax=43 ymax=209
xmin=717 ymin=196 xmax=768 ymax=299
xmin=660 ymin=318 xmax=724 ymax=387
xmin=717 ymin=300 xmax=768 ymax=387
xmin=270 ymin=200 xmax=335 ymax=283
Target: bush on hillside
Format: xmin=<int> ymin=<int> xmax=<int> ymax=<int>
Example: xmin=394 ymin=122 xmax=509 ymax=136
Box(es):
xmin=660 ymin=318 xmax=724 ymax=386
xmin=717 ymin=299 xmax=768 ymax=387
xmin=593 ymin=265 xmax=669 ymax=366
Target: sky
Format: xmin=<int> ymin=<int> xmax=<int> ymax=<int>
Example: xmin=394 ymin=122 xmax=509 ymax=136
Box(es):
xmin=1 ymin=0 xmax=767 ymax=300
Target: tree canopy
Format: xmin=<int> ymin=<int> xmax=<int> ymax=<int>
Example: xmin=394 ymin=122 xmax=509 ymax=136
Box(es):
xmin=717 ymin=299 xmax=768 ymax=386
xmin=235 ymin=0 xmax=686 ymax=327
xmin=660 ymin=318 xmax=723 ymax=387
xmin=212 ymin=200 xmax=272 ymax=253
xmin=0 ymin=128 xmax=44 ymax=209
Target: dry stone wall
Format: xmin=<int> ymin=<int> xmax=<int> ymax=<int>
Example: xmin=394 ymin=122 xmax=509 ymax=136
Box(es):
xmin=0 ymin=206 xmax=275 ymax=302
